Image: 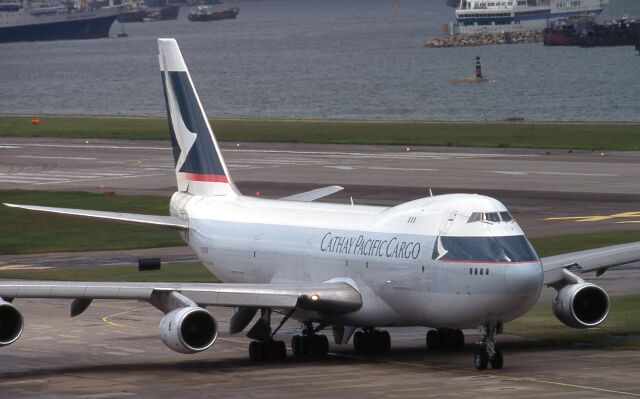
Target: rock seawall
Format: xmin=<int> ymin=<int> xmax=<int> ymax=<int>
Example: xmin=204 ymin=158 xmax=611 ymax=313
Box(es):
xmin=425 ymin=31 xmax=543 ymax=48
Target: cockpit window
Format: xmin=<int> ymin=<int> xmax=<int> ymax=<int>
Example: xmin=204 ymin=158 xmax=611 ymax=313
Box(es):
xmin=483 ymin=212 xmax=500 ymax=223
xmin=432 ymin=235 xmax=538 ymax=262
xmin=467 ymin=211 xmax=515 ymax=224
xmin=467 ymin=212 xmax=482 ymax=223
xmin=500 ymin=211 xmax=513 ymax=222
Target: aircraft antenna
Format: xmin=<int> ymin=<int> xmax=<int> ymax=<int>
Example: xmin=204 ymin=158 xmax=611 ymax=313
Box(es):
xmin=350 ymin=197 xmax=354 ymax=206
xmin=429 ymin=189 xmax=434 ymax=197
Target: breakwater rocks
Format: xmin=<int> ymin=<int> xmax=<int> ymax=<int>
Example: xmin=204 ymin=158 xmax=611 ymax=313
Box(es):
xmin=425 ymin=31 xmax=543 ymax=48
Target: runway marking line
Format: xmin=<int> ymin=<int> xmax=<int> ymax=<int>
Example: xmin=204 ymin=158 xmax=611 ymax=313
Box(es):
xmin=101 ymin=306 xmax=155 ymax=329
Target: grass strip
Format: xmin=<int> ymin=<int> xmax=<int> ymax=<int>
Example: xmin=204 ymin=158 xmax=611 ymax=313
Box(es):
xmin=0 ymin=262 xmax=216 ymax=283
xmin=0 ymin=190 xmax=181 ymax=255
xmin=506 ymin=295 xmax=640 ymax=349
xmin=2 ymin=115 xmax=640 ymax=150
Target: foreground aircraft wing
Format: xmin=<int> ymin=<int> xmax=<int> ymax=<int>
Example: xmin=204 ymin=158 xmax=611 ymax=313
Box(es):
xmin=541 ymin=241 xmax=640 ymax=285
xmin=3 ymin=203 xmax=187 ymax=230
xmin=0 ymin=280 xmax=362 ymax=314
xmin=280 ymin=185 xmax=343 ymax=202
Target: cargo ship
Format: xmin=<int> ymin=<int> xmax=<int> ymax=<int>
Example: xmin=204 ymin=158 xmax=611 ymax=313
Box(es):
xmin=0 ymin=0 xmax=122 ymax=43
xmin=117 ymin=3 xmax=179 ymax=22
xmin=543 ymin=15 xmax=640 ymax=47
xmin=453 ymin=0 xmax=607 ymax=34
xmin=187 ymin=5 xmax=237 ymax=22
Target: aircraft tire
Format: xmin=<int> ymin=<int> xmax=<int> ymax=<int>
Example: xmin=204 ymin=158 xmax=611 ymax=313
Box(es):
xmin=312 ymin=334 xmax=329 ymax=356
xmin=454 ymin=329 xmax=465 ymax=350
xmin=426 ymin=330 xmax=438 ymax=351
xmin=474 ymin=348 xmax=489 ymax=370
xmin=490 ymin=348 xmax=503 ymax=370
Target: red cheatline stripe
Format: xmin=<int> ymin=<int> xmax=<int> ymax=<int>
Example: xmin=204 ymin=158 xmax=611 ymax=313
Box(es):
xmin=182 ymin=173 xmax=228 ymax=183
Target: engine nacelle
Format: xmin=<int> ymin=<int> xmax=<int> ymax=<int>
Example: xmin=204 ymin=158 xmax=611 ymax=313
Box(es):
xmin=158 ymin=306 xmax=218 ymax=354
xmin=552 ymin=282 xmax=609 ymax=329
xmin=0 ymin=300 xmax=24 ymax=346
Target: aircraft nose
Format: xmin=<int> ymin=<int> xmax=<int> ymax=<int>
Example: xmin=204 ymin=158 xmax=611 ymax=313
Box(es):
xmin=504 ymin=262 xmax=543 ymax=295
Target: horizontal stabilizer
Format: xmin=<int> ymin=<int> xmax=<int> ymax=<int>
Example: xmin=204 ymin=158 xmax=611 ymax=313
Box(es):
xmin=3 ymin=203 xmax=187 ymax=230
xmin=280 ymin=185 xmax=344 ymax=202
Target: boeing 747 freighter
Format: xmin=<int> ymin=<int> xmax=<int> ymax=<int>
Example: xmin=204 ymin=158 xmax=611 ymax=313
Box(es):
xmin=1 ymin=39 xmax=638 ymax=370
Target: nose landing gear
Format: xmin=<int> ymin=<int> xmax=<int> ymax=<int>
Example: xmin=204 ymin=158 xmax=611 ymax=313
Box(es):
xmin=474 ymin=324 xmax=503 ymax=370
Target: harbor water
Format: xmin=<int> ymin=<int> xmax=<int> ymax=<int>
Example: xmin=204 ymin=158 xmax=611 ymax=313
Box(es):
xmin=0 ymin=0 xmax=639 ymax=121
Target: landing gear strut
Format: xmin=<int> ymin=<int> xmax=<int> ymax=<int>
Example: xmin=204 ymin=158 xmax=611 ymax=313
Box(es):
xmin=474 ymin=324 xmax=503 ymax=370
xmin=426 ymin=329 xmax=465 ymax=351
xmin=353 ymin=329 xmax=391 ymax=354
xmin=247 ymin=308 xmax=290 ymax=362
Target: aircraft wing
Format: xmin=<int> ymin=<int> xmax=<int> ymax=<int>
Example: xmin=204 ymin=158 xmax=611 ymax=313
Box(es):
xmin=280 ymin=186 xmax=343 ymax=202
xmin=541 ymin=241 xmax=640 ymax=285
xmin=0 ymin=280 xmax=362 ymax=315
xmin=3 ymin=203 xmax=187 ymax=230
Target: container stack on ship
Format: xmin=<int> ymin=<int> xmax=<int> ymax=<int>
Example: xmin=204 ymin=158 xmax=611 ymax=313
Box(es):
xmin=0 ymin=0 xmax=122 ymax=43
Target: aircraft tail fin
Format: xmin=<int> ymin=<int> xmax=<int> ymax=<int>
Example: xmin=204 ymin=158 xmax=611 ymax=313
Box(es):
xmin=158 ymin=38 xmax=239 ymax=198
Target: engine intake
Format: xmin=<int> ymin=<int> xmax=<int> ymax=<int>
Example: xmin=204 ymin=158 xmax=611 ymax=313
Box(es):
xmin=0 ymin=300 xmax=24 ymax=346
xmin=159 ymin=307 xmax=218 ymax=354
xmin=552 ymin=282 xmax=609 ymax=329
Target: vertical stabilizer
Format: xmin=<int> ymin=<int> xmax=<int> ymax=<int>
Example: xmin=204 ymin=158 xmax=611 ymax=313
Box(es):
xmin=158 ymin=38 xmax=239 ymax=197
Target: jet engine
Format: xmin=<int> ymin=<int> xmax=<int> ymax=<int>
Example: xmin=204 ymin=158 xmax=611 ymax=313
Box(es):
xmin=552 ymin=282 xmax=609 ymax=329
xmin=0 ymin=299 xmax=24 ymax=346
xmin=159 ymin=306 xmax=218 ymax=354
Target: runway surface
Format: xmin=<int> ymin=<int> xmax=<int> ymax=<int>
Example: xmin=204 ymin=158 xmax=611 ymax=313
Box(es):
xmin=2 ymin=138 xmax=640 ymax=398
xmin=2 ymin=138 xmax=640 ymax=237
xmin=1 ymin=299 xmax=640 ymax=399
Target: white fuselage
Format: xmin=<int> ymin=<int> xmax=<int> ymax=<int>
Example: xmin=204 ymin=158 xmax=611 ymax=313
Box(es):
xmin=173 ymin=192 xmax=543 ymax=329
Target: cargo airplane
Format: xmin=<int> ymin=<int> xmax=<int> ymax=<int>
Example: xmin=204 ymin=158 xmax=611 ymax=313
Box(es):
xmin=1 ymin=39 xmax=639 ymax=370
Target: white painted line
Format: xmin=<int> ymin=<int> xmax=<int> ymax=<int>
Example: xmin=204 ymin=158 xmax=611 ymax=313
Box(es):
xmin=537 ymin=171 xmax=617 ymax=177
xmin=325 ymin=166 xmax=354 ymax=170
xmin=0 ymin=145 xmax=21 ymax=149
xmin=16 ymin=143 xmax=169 ymax=151
xmin=365 ymin=166 xmax=439 ymax=172
xmin=491 ymin=170 xmax=617 ymax=177
xmin=33 ymin=172 xmax=167 ymax=185
xmin=1 ymin=174 xmax=68 ymax=181
xmin=17 ymin=155 xmax=96 ymax=160
xmin=491 ymin=171 xmax=529 ymax=176
xmin=0 ymin=179 xmax=36 ymax=184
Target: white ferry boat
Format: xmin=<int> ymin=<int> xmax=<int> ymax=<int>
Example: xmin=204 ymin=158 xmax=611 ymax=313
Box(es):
xmin=454 ymin=0 xmax=608 ymax=33
xmin=0 ymin=0 xmax=122 ymax=43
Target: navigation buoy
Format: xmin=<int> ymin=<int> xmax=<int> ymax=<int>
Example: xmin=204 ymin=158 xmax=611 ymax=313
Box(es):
xmin=449 ymin=56 xmax=489 ymax=84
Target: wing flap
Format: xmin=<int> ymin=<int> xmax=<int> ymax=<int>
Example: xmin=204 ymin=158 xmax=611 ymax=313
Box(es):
xmin=0 ymin=281 xmax=362 ymax=314
xmin=280 ymin=186 xmax=343 ymax=202
xmin=542 ymin=241 xmax=640 ymax=285
xmin=4 ymin=203 xmax=187 ymax=230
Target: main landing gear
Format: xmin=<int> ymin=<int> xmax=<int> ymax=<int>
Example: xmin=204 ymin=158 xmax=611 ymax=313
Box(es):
xmin=291 ymin=321 xmax=330 ymax=357
xmin=247 ymin=308 xmax=290 ymax=362
xmin=426 ymin=329 xmax=465 ymax=351
xmin=353 ymin=329 xmax=391 ymax=354
xmin=474 ymin=324 xmax=503 ymax=370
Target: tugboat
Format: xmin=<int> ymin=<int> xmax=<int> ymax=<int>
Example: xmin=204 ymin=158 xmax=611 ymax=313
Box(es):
xmin=187 ymin=6 xmax=238 ymax=22
xmin=0 ymin=0 xmax=122 ymax=43
xmin=543 ymin=15 xmax=640 ymax=47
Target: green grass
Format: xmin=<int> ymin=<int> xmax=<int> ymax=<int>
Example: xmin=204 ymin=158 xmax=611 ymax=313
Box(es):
xmin=0 ymin=190 xmax=182 ymax=255
xmin=530 ymin=231 xmax=640 ymax=257
xmin=0 ymin=262 xmax=217 ymax=283
xmin=506 ymin=295 xmax=640 ymax=348
xmin=2 ymin=115 xmax=640 ymax=150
